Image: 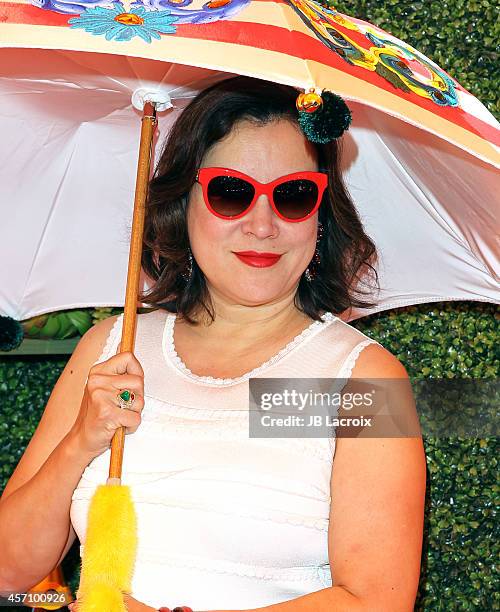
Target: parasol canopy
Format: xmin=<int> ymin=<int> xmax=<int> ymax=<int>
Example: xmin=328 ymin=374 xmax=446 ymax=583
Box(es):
xmin=1 ymin=0 xmax=499 ymax=322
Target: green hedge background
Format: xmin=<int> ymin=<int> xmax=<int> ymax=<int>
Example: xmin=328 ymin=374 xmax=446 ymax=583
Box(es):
xmin=1 ymin=1 xmax=498 ymax=610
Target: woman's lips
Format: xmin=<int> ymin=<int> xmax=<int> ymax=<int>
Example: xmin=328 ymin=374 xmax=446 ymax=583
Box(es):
xmin=233 ymin=251 xmax=282 ymax=268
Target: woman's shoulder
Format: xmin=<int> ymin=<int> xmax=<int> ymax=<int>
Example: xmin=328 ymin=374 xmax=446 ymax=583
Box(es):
xmin=325 ymin=311 xmax=408 ymax=380
xmin=350 ymin=341 xmax=409 ymax=379
xmin=322 ymin=310 xmax=381 ymax=349
xmin=76 ymin=313 xmax=124 ymax=365
xmin=136 ymin=308 xmax=170 ymax=334
xmin=81 ymin=313 xmax=121 ymax=354
xmin=137 ymin=307 xmax=168 ymax=322
xmin=92 ymin=309 xmax=168 ymax=355
xmin=94 ymin=309 xmax=167 ymax=336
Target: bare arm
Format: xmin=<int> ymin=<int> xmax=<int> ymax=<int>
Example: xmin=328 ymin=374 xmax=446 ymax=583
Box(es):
xmin=0 ymin=315 xmax=119 ymax=592
xmin=325 ymin=344 xmax=426 ymax=611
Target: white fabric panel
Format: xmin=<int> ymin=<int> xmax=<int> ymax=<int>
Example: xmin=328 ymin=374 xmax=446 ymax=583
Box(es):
xmin=342 ymin=106 xmax=500 ymax=319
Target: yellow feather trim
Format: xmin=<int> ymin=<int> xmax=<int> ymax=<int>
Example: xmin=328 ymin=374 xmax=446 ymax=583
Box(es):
xmin=78 ymin=484 xmax=137 ymax=612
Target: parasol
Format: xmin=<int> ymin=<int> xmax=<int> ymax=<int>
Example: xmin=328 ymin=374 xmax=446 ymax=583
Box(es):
xmin=1 ymin=0 xmax=499 ymax=324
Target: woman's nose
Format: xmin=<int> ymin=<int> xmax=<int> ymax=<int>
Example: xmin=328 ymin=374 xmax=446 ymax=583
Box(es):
xmin=240 ymin=194 xmax=279 ymax=238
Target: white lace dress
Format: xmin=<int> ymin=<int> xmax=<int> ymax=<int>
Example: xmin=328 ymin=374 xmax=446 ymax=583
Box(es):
xmin=70 ymin=309 xmax=379 ymax=611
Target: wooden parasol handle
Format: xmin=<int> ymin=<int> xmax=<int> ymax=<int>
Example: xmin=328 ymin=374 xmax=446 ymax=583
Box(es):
xmin=107 ymin=101 xmax=157 ymax=484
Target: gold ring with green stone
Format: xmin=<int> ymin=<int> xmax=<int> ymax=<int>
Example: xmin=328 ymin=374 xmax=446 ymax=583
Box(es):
xmin=117 ymin=389 xmax=136 ymax=410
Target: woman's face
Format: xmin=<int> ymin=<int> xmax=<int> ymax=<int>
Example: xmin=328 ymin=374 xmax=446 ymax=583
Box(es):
xmin=187 ymin=119 xmax=320 ymax=307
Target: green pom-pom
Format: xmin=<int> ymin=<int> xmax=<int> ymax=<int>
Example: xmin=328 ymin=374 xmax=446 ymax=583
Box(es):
xmin=0 ymin=315 xmax=24 ymax=351
xmin=298 ymin=91 xmax=352 ymax=144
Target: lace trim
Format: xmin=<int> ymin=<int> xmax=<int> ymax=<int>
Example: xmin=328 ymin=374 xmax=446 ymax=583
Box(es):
xmin=337 ymin=338 xmax=378 ymax=379
xmin=78 ymin=545 xmax=330 ymax=582
xmin=163 ymin=312 xmax=337 ymax=387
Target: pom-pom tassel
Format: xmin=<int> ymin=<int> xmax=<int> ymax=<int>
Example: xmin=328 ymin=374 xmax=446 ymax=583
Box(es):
xmin=0 ymin=315 xmax=24 ymax=351
xmin=297 ymin=89 xmax=352 ymax=144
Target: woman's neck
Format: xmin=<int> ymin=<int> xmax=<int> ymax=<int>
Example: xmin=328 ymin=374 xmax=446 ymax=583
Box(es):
xmin=178 ymin=292 xmax=314 ymax=347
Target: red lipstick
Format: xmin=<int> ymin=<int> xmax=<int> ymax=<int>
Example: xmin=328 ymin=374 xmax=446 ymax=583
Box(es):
xmin=233 ymin=251 xmax=282 ymax=268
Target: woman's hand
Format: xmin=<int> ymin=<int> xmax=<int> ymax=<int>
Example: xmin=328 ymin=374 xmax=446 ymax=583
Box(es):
xmin=68 ymin=350 xmax=145 ymax=459
xmin=68 ymin=592 xmax=157 ymax=611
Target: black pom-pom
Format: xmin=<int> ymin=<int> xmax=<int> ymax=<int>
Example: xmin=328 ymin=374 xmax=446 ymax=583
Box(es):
xmin=298 ymin=91 xmax=352 ymax=144
xmin=0 ymin=315 xmax=24 ymax=351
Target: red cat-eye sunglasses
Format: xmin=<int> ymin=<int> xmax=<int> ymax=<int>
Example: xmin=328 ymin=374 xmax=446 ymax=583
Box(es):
xmin=195 ymin=167 xmax=328 ymax=222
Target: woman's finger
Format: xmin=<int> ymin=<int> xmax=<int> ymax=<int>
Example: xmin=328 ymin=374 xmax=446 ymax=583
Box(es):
xmin=91 ymin=350 xmax=144 ymax=377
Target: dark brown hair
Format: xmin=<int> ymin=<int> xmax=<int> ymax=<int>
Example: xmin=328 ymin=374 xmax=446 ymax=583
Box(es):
xmin=140 ymin=76 xmax=379 ymax=324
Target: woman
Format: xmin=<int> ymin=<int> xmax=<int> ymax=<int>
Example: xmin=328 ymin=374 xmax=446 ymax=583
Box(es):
xmin=0 ymin=77 xmax=426 ymax=611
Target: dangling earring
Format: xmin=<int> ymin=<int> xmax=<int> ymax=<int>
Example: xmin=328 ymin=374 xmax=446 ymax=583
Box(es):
xmin=181 ymin=246 xmax=193 ymax=282
xmin=304 ymin=221 xmax=324 ymax=283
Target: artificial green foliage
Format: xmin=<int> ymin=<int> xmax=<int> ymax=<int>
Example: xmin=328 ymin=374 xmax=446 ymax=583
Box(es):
xmin=331 ymin=0 xmax=499 ymax=119
xmin=352 ymin=301 xmax=499 ymax=378
xmin=16 ymin=307 xmax=124 ymax=345
xmin=92 ymin=306 xmax=124 ymax=325
xmin=0 ymin=355 xmax=81 ymax=608
xmin=0 ymin=357 xmax=67 ymax=480
xmin=416 ymin=437 xmax=498 ymax=610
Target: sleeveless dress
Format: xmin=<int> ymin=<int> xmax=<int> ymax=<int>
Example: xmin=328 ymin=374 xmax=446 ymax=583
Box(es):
xmin=70 ymin=309 xmax=381 ymax=611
